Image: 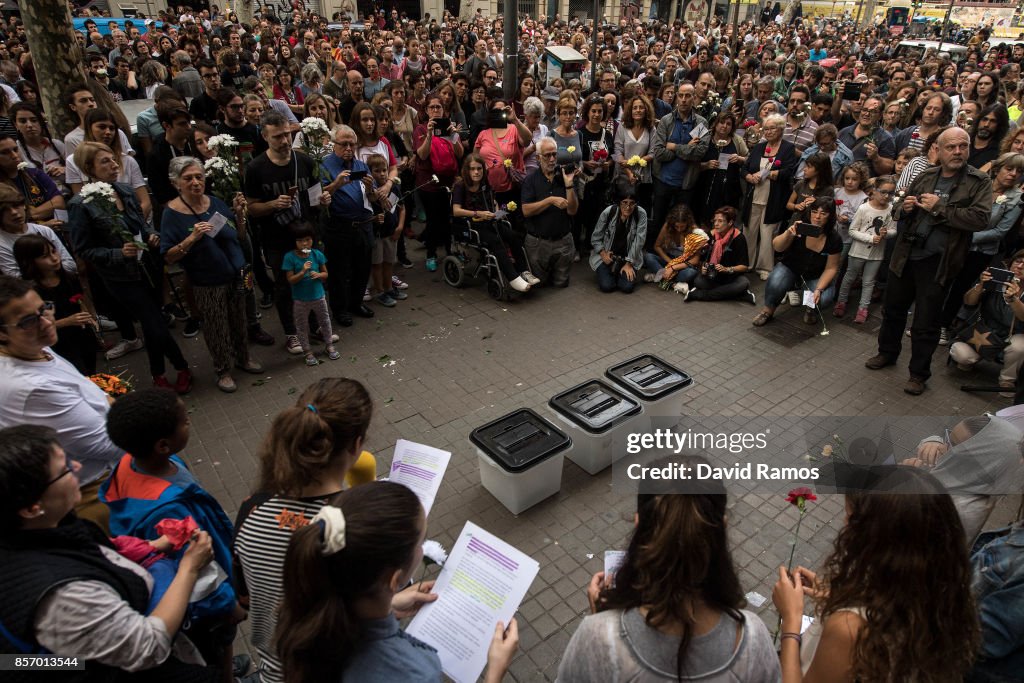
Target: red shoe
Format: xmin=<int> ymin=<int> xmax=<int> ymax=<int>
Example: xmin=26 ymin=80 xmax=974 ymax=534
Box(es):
xmin=854 ymin=307 xmax=869 ymax=324
xmin=833 ymin=302 xmax=847 ymax=318
xmin=153 ymin=375 xmax=173 ymax=390
xmin=174 ymin=369 xmax=193 ymax=395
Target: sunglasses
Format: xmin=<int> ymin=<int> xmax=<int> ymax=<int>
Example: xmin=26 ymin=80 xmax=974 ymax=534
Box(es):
xmin=1 ymin=301 xmax=54 ymax=331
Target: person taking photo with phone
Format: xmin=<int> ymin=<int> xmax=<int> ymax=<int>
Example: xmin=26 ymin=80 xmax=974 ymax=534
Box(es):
xmin=752 ymin=196 xmax=842 ymax=328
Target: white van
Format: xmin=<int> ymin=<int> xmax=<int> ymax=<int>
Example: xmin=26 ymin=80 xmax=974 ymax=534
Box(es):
xmin=893 ymin=40 xmax=969 ymax=64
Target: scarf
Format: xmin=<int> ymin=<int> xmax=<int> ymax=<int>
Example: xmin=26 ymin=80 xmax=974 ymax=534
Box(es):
xmin=710 ymin=227 xmax=739 ymax=265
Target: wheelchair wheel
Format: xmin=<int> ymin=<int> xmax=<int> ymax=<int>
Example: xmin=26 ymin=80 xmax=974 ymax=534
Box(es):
xmin=442 ymin=255 xmax=465 ymax=288
xmin=487 ymin=278 xmax=506 ymax=300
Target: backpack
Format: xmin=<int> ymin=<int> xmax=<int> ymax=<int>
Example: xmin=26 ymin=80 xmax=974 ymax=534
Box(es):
xmin=429 ymin=135 xmax=459 ymax=176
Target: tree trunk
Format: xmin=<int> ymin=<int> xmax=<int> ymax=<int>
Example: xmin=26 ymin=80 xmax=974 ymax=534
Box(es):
xmin=21 ymin=0 xmax=89 ymax=139
xmin=781 ymin=0 xmax=799 ymax=26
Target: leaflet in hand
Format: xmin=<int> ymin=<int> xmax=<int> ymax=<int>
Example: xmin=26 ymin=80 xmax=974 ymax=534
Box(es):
xmin=207 ymin=212 xmax=228 ymax=238
xmin=307 ymin=183 xmax=323 ymax=207
xmin=691 ymin=123 xmax=709 ymax=140
xmin=604 ymin=550 xmax=627 ymax=587
xmin=389 ymin=439 xmax=451 ymax=515
xmin=717 ymin=152 xmax=731 ymax=170
xmin=802 ymin=290 xmax=817 ymax=308
xmin=407 ymin=522 xmax=539 ymax=683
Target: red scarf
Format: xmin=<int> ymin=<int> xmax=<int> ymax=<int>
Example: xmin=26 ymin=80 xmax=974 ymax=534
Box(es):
xmin=710 ymin=228 xmax=739 ymax=265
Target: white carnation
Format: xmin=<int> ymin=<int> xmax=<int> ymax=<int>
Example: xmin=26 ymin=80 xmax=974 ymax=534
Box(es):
xmin=422 ymin=540 xmax=447 ymax=566
xmin=16 ymin=161 xmax=29 ymax=171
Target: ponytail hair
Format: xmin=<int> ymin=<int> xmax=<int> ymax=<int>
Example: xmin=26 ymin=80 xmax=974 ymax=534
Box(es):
xmin=276 ymin=481 xmax=423 ymax=683
xmin=256 ymin=378 xmax=372 ymax=496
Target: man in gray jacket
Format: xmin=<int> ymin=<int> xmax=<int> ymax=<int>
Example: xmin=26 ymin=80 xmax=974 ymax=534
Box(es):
xmin=649 ymin=83 xmax=709 ymax=251
xmin=866 ymin=127 xmax=992 ymax=396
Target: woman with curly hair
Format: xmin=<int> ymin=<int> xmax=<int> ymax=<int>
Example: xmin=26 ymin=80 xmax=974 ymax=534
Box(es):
xmin=772 ymin=466 xmax=979 ymax=682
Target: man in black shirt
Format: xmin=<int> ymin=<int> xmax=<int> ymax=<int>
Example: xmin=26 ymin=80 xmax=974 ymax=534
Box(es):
xmin=220 ymin=52 xmax=253 ymax=91
xmin=244 ymin=110 xmax=331 ymax=354
xmin=146 ymin=103 xmax=196 ymax=211
xmin=522 ymin=137 xmax=578 ymax=287
xmin=189 ymin=59 xmax=222 ymax=125
xmin=969 ymin=104 xmax=1009 ymax=170
xmin=216 ymin=89 xmax=269 ymax=160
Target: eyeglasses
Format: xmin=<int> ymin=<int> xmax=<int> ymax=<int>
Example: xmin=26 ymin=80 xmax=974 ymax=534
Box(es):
xmin=862 ymin=108 xmax=881 ymax=115
xmin=539 ymin=151 xmax=558 ymax=158
xmin=1 ymin=301 xmax=54 ymax=331
xmin=46 ymin=453 xmax=75 ymax=487
xmin=333 ymin=140 xmax=356 ymax=147
xmin=876 ymin=189 xmax=894 ymax=196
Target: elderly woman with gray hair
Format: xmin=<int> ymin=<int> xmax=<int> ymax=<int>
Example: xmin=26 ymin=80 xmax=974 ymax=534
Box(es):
xmin=741 ymin=113 xmax=798 ymax=280
xmin=159 ymin=156 xmax=262 ymax=393
xmin=522 ymin=95 xmax=548 ymax=173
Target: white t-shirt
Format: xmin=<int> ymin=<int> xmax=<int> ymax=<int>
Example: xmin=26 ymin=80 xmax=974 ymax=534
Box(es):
xmin=0 ymin=350 xmax=122 ymax=484
xmin=65 ymin=153 xmax=145 ymax=189
xmin=0 ymin=223 xmax=76 ymax=277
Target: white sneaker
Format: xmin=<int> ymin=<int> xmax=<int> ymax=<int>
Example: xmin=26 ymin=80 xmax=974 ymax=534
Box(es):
xmin=285 ymin=335 xmax=303 ymax=355
xmin=521 ymin=271 xmax=541 ymax=286
xmin=787 ymin=291 xmax=801 ymax=305
xmin=509 ymin=275 xmax=531 ymax=292
xmin=938 ymin=327 xmax=950 ymax=346
xmin=643 ymin=272 xmax=657 ymax=283
xmin=97 ymin=315 xmax=118 ymax=331
xmin=362 ymin=288 xmax=372 ymax=302
xmin=672 ymin=282 xmax=690 ymax=296
xmin=104 ymin=337 xmax=143 ymax=360
xmin=391 ymin=275 xmax=409 ymax=290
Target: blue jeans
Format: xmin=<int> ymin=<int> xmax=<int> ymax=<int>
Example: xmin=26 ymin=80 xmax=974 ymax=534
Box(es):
xmin=642 ymin=252 xmax=696 ymax=283
xmin=596 ymin=262 xmax=636 ymax=293
xmin=763 ymin=263 xmax=835 ymax=309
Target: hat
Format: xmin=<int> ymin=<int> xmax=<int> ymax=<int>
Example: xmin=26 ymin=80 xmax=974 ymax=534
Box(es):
xmin=541 ymin=85 xmax=559 ymax=101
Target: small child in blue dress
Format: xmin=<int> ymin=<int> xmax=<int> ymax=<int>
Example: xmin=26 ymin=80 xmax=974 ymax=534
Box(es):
xmin=282 ymin=222 xmax=339 ymax=366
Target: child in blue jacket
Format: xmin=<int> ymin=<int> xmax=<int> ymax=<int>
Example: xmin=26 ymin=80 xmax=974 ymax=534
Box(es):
xmin=101 ymin=387 xmax=244 ymax=678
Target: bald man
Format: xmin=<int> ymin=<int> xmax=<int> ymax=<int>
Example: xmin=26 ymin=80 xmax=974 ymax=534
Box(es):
xmin=866 ymin=127 xmax=993 ymax=395
xmin=339 ymin=70 xmax=366 ymax=125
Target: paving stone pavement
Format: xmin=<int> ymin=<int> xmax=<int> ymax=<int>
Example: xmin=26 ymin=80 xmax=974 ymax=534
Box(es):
xmin=111 ymin=254 xmax=1017 ymax=681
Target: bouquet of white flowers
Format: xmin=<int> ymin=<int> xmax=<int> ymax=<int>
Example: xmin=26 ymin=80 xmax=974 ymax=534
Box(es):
xmin=299 ymin=116 xmax=332 ymax=180
xmin=81 ymin=182 xmax=136 ymax=245
xmin=203 ymin=134 xmax=242 ymax=203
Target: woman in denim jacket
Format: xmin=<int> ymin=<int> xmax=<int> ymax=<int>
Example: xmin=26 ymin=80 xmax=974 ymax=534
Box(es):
xmin=969 ymin=518 xmax=1024 ymax=681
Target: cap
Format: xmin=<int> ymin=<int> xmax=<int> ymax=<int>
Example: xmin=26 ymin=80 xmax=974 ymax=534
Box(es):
xmin=541 ymin=85 xmax=559 ymax=101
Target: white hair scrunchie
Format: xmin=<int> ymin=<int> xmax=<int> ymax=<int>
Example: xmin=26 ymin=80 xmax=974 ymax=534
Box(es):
xmin=312 ymin=506 xmax=347 ymax=556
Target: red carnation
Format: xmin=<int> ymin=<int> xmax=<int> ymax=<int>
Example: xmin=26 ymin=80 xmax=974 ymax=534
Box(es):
xmin=593 ymin=149 xmax=609 ymax=162
xmin=743 ymin=119 xmax=758 ymax=129
xmin=773 ymin=159 xmax=781 ymax=168
xmin=911 ymin=131 xmax=920 ymax=139
xmin=834 ymin=199 xmax=844 ymax=206
xmin=786 ymin=487 xmax=817 ymax=506
xmin=155 ymin=516 xmax=199 ymax=551
xmin=69 ymin=294 xmax=84 ymax=305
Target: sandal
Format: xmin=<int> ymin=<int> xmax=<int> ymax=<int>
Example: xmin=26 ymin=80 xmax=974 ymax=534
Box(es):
xmin=752 ymin=311 xmax=773 ymax=327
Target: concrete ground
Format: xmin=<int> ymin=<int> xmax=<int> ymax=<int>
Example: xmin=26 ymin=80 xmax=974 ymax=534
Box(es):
xmin=111 ymin=250 xmax=1016 ymax=681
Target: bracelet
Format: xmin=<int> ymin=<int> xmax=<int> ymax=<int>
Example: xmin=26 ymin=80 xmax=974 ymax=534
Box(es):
xmin=780 ymin=632 xmax=802 ymax=646
xmin=178 ymin=243 xmax=189 ymax=255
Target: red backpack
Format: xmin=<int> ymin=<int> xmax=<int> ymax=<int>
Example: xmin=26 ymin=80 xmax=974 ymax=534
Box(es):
xmin=428 ymin=136 xmax=459 ymax=176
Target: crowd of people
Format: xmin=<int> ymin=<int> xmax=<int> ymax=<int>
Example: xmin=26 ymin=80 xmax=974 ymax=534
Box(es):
xmin=0 ymin=1 xmax=1023 ymax=681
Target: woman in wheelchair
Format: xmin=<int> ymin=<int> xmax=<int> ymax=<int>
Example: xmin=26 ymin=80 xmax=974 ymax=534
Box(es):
xmin=452 ymin=153 xmax=539 ymax=293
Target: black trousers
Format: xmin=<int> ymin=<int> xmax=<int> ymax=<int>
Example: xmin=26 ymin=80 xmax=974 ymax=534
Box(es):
xmin=108 ymin=275 xmax=187 ymax=377
xmin=323 ymin=223 xmax=373 ymax=317
xmin=689 ymin=273 xmax=751 ymax=301
xmin=263 ymin=249 xmax=297 ymax=336
xmin=877 ymin=254 xmax=949 ymax=381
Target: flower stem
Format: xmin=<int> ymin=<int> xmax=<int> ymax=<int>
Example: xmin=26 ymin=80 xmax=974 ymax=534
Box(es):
xmin=787 ymin=509 xmax=805 ymax=572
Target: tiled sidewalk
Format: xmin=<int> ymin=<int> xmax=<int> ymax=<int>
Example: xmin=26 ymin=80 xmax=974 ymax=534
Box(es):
xmin=112 ymin=257 xmax=1009 ymax=681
